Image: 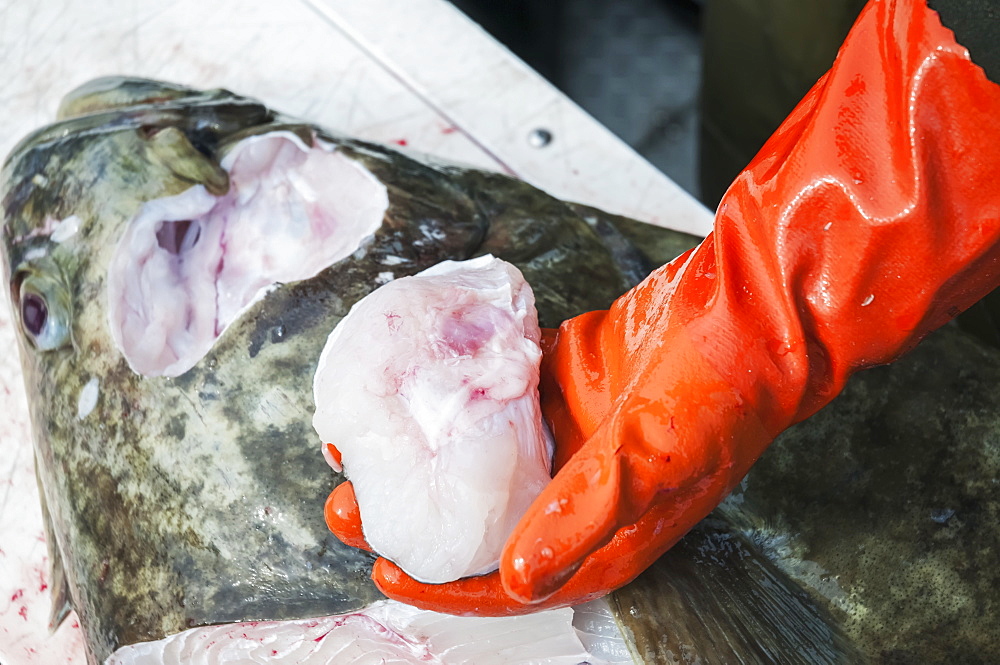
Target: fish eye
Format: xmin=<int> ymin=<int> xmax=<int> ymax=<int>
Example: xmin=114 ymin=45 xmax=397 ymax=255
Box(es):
xmin=13 ymin=271 xmax=71 ymax=351
xmin=21 ymin=291 xmax=48 ymax=336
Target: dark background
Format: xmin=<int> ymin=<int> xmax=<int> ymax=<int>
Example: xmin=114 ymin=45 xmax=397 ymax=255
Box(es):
xmin=447 ymin=0 xmax=1000 ymax=344
xmin=447 ymin=0 xmax=865 ymax=208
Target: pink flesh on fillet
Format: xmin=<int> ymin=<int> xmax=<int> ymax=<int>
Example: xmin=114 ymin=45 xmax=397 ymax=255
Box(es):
xmin=107 ymin=131 xmax=389 ymax=377
xmin=104 ymin=600 xmax=630 ymax=665
xmin=312 ymin=256 xmax=553 ymax=584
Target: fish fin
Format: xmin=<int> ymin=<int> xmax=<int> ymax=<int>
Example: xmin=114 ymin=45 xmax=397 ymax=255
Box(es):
xmin=610 ymin=516 xmax=863 ymax=665
xmin=143 ymin=126 xmax=230 ymax=195
xmin=36 ymin=479 xmax=74 ymax=631
xmin=47 ymin=549 xmax=73 ymax=632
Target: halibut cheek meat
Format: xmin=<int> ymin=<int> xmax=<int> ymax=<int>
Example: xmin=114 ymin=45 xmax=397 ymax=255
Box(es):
xmin=313 ymin=256 xmax=553 ymax=584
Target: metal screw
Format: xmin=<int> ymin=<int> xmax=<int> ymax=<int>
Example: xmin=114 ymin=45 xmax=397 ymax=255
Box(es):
xmin=528 ymin=128 xmax=553 ymax=148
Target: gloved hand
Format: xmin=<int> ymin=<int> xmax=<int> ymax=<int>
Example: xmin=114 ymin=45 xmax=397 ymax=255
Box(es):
xmin=326 ymin=0 xmax=1000 ymax=614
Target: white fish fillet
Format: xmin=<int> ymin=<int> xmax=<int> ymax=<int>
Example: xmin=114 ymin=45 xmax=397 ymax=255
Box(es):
xmin=312 ymin=255 xmax=553 ymax=583
xmin=107 ymin=131 xmax=389 ymax=377
xmin=105 ymin=600 xmax=632 ymax=665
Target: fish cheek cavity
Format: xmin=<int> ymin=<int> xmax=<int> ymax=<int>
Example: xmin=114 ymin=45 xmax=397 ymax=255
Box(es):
xmin=107 ymin=131 xmax=389 ymax=377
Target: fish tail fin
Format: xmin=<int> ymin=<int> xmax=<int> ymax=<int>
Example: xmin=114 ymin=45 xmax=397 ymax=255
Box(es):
xmin=610 ymin=515 xmax=863 ymax=664
xmin=37 ymin=477 xmax=74 ymax=631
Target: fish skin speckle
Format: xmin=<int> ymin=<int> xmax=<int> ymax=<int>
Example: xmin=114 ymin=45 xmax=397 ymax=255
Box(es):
xmin=51 ymin=215 xmax=82 ymax=243
xmin=76 ymin=377 xmax=99 ymax=420
xmin=930 ymin=508 xmax=955 ymax=524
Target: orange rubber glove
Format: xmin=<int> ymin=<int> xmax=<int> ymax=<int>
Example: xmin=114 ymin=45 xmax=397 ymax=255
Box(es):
xmin=327 ymin=0 xmax=1000 ymax=614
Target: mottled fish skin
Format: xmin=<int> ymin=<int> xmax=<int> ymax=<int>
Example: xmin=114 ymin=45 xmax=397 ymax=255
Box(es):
xmin=1 ymin=78 xmax=675 ymax=663
xmin=718 ymin=324 xmax=1000 ymax=664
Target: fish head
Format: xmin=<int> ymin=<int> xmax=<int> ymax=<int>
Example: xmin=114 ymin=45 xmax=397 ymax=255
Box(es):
xmin=3 ymin=77 xmax=268 ymax=373
xmin=2 ymin=76 xmax=420 ymax=382
xmin=0 ymin=76 xmax=475 ymax=656
xmin=0 ymin=76 xmax=669 ymax=661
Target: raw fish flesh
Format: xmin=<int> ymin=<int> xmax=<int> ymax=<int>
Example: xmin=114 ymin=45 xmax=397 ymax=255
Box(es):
xmin=313 ymin=255 xmax=552 ymax=583
xmin=106 ymin=600 xmax=620 ymax=665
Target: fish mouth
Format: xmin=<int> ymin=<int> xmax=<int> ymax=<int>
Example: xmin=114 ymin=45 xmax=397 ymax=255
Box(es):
xmin=107 ymin=130 xmax=389 ymax=377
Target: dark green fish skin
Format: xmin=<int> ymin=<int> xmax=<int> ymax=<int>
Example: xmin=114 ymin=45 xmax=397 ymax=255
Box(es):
xmin=723 ymin=324 xmax=1000 ymax=664
xmin=2 ymin=77 xmax=694 ymax=663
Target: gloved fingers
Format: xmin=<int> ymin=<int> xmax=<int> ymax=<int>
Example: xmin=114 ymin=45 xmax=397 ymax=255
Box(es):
xmin=539 ymin=311 xmax=615 ymax=471
xmin=500 ymin=371 xmax=747 ymax=605
xmin=324 ymin=481 xmax=373 ymax=552
xmin=322 ymin=442 xmax=343 ymax=472
xmin=499 ymin=441 xmax=628 ymax=603
xmin=372 ymin=497 xmax=687 ymax=615
xmin=372 ymin=556 xmax=600 ymax=615
xmin=372 ymin=559 xmax=519 ymax=615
